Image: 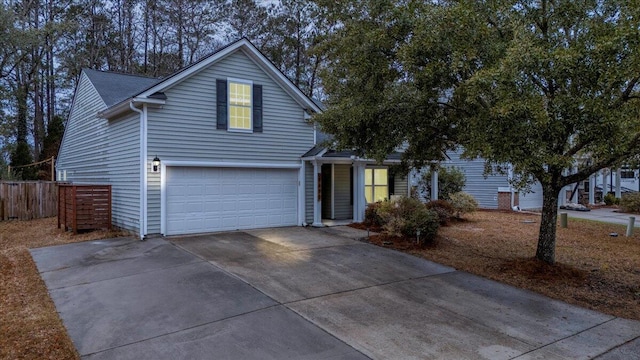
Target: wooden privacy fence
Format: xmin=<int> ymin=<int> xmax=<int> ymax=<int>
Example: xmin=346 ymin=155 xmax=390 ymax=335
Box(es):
xmin=58 ymin=184 xmax=112 ymax=234
xmin=0 ymin=181 xmax=58 ymax=221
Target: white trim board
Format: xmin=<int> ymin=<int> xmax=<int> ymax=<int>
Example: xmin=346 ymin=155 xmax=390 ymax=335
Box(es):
xmin=161 ymin=161 xmax=302 ymax=169
xmin=160 ymin=161 xmax=303 ymax=235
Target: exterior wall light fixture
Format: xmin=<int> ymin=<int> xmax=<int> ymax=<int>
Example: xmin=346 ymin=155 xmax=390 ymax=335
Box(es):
xmin=152 ymin=156 xmax=161 ymax=173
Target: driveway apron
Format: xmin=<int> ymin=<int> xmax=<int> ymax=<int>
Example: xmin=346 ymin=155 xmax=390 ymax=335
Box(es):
xmin=32 ymin=226 xmax=640 ymax=359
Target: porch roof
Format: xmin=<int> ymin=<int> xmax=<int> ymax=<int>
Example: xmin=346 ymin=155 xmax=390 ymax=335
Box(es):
xmin=301 ymin=146 xmax=403 ymax=162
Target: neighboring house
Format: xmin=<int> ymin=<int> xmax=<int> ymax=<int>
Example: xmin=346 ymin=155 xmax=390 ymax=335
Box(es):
xmin=413 ymin=149 xmax=544 ymax=211
xmin=422 ymin=149 xmax=638 ymax=211
xmin=57 ymin=38 xmax=408 ymax=238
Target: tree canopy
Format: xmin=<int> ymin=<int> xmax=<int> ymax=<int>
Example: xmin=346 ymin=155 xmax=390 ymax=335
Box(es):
xmin=0 ymin=0 xmax=326 ymax=179
xmin=314 ymin=0 xmax=640 ymax=264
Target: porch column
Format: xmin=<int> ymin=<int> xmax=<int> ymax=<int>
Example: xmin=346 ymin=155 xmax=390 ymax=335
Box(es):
xmin=602 ymin=169 xmax=609 ymax=200
xmin=615 ymin=168 xmax=622 ymax=199
xmin=431 ymin=169 xmax=439 ymax=201
xmin=312 ymin=160 xmax=323 ymax=227
xmin=353 ymin=161 xmax=366 ymax=222
xmin=589 ymin=173 xmax=596 ymax=205
xmin=331 ymin=164 xmax=335 ymax=219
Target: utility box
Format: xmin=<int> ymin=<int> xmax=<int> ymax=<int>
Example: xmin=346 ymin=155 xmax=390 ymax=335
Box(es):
xmin=58 ymin=184 xmax=112 ymax=234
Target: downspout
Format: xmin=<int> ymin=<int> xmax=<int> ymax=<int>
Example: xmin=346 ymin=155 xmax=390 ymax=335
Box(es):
xmin=508 ymin=164 xmax=516 ymax=210
xmin=130 ymin=101 xmax=145 ymax=240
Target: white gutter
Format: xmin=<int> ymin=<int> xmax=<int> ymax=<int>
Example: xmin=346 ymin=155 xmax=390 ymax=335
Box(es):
xmin=130 ymin=101 xmax=146 ymax=240
xmin=100 ymin=97 xmax=165 ymax=119
xmin=508 ymin=164 xmax=516 ymax=210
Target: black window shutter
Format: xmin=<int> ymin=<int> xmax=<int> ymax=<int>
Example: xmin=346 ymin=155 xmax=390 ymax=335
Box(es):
xmin=216 ymin=79 xmax=227 ymax=129
xmin=389 ymin=174 xmax=395 ymax=195
xmin=253 ymin=84 xmax=263 ymax=132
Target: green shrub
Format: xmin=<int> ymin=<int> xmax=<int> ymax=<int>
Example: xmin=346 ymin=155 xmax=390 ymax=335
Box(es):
xmin=448 ymin=191 xmax=478 ymax=218
xmin=419 ymin=166 xmax=466 ymax=200
xmin=364 ymin=202 xmax=383 ymax=227
xmin=425 ymin=199 xmax=454 ymax=225
xmin=620 ymin=192 xmax=640 ymax=213
xmin=604 ymin=193 xmax=620 ymax=206
xmin=375 ymin=197 xmax=439 ymax=242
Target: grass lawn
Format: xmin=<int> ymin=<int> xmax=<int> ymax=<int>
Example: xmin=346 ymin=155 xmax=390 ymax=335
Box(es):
xmin=361 ymin=210 xmax=640 ymax=321
xmin=0 ymin=217 xmax=126 ymax=360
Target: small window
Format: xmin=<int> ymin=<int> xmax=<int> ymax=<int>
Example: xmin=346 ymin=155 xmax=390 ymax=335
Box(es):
xmin=365 ymin=168 xmax=388 ymax=203
xmin=621 ymin=170 xmax=635 ymax=179
xmin=228 ymin=80 xmax=252 ymax=130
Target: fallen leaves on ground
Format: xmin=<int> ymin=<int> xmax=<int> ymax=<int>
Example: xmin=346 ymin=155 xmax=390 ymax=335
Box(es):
xmin=0 ymin=217 xmax=127 ymax=360
xmin=360 ymin=210 xmax=640 ymax=320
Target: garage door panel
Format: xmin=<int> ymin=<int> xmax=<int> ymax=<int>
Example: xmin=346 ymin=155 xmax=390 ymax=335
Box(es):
xmin=166 ymin=167 xmax=298 ymax=235
xmin=204 ymin=184 xmax=221 ymax=195
xmin=254 ymin=200 xmax=268 ymax=210
xmin=283 ymin=198 xmax=297 ymax=208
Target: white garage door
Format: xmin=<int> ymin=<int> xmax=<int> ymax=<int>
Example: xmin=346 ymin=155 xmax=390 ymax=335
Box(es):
xmin=166 ymin=167 xmax=298 ymax=235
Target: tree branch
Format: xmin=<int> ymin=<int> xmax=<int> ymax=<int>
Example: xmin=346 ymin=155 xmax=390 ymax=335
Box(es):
xmin=622 ymin=76 xmax=639 ymax=101
xmin=529 ymin=74 xmax=550 ymax=95
xmin=562 ymin=135 xmax=640 ymax=186
xmin=564 ymin=138 xmax=588 ymax=158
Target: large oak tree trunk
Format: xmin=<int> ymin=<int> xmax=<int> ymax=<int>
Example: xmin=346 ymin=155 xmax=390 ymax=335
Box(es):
xmin=536 ymin=184 xmax=561 ymax=264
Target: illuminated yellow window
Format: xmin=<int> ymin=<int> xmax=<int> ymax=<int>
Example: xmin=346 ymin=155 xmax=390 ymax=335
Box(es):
xmin=229 ymin=81 xmax=252 ymax=130
xmin=364 ymin=168 xmax=388 ymax=203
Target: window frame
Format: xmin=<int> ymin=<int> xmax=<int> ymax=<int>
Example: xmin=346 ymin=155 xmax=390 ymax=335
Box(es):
xmin=227 ymin=78 xmax=253 ymax=132
xmin=621 ymin=167 xmax=635 ymax=179
xmin=365 ymin=167 xmax=389 ymax=203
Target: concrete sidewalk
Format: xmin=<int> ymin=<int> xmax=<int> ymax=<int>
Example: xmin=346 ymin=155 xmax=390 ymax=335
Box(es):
xmin=31 ymin=227 xmax=640 ymax=359
xmin=562 ymin=207 xmax=640 ymax=227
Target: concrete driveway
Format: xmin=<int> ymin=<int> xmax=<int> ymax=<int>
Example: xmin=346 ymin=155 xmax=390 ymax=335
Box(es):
xmin=31 ymin=226 xmax=640 ymax=359
xmin=563 ymin=207 xmax=640 ymax=227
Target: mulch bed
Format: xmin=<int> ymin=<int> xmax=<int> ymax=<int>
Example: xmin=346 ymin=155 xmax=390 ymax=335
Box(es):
xmin=353 ymin=210 xmax=640 ymax=320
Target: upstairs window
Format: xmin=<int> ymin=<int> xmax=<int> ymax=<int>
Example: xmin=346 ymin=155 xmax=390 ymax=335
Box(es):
xmin=216 ymin=78 xmax=263 ymax=132
xmin=229 ymin=81 xmax=252 ymax=130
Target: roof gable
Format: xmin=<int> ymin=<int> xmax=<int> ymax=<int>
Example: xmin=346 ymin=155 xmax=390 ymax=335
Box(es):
xmin=135 ymin=38 xmax=321 ymax=113
xmin=83 ymin=69 xmax=161 ymax=107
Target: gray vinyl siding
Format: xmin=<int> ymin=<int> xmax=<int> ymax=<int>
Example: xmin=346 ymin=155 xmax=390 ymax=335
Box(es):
xmin=333 ymin=164 xmax=352 ymax=220
xmin=146 ymin=49 xmax=314 ymax=234
xmin=56 ymin=72 xmax=141 ymax=234
xmin=56 ymin=73 xmax=109 ymax=183
xmin=107 ymin=114 xmax=140 ymax=232
xmin=393 ymin=175 xmax=408 ymax=197
xmin=305 ymin=162 xmax=314 ymax=224
xmin=519 ymin=181 xmax=544 ymax=210
xmin=444 ymin=149 xmax=510 ymax=209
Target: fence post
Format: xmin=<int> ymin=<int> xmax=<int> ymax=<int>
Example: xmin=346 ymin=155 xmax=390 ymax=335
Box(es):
xmin=627 ymin=217 xmax=635 ymax=237
xmin=560 ymin=212 xmax=568 ymax=228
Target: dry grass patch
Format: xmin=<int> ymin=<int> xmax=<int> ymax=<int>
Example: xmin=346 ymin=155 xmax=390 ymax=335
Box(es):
xmin=362 ymin=210 xmax=640 ymax=320
xmin=0 ymin=217 xmax=127 ymax=360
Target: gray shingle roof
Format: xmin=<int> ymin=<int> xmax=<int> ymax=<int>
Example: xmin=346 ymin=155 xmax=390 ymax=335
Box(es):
xmin=83 ymin=69 xmax=161 ymax=107
xmin=302 ymin=145 xmax=325 ymax=158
